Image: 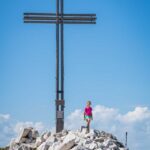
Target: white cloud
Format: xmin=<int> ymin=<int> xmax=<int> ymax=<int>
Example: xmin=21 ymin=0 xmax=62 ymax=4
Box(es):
xmin=65 ymin=109 xmax=84 ymax=129
xmin=118 ymin=107 xmax=150 ymax=124
xmin=0 ymin=113 xmax=46 ymax=147
xmin=65 ymin=105 xmax=150 ymax=150
xmin=0 ymin=114 xmax=10 ymax=122
xmin=0 ymin=114 xmax=14 ymax=147
xmin=93 ymin=105 xmax=118 ymax=123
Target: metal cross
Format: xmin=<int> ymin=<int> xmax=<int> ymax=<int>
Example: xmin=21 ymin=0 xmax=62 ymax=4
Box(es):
xmin=23 ymin=0 xmax=97 ymax=133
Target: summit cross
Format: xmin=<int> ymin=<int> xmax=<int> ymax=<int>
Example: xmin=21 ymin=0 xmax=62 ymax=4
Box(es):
xmin=23 ymin=0 xmax=97 ymax=133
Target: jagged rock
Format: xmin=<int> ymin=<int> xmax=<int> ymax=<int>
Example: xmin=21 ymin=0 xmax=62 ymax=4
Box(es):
xmin=88 ymin=142 xmax=97 ymax=149
xmin=62 ymin=130 xmax=69 ymax=136
xmin=15 ymin=127 xmax=39 ymax=145
xmin=9 ymin=139 xmax=19 ymax=150
xmin=9 ymin=127 xmax=126 ymax=150
xmin=32 ymin=129 xmax=39 ymax=139
xmin=35 ymin=137 xmax=45 ymax=147
xmin=42 ymin=132 xmax=51 ymax=141
xmin=19 ymin=144 xmax=36 ymax=150
xmin=109 ymin=143 xmax=118 ymax=149
xmin=15 ymin=128 xmax=32 ymax=143
xmin=37 ymin=142 xmax=51 ymax=150
xmin=48 ymin=141 xmax=61 ymax=150
xmin=18 ymin=145 xmax=30 ymax=150
xmin=94 ymin=130 xmax=101 ymax=137
xmin=70 ymin=145 xmax=89 ymax=150
xmin=57 ymin=132 xmax=76 ymax=150
xmin=46 ymin=136 xmax=57 ymax=143
xmin=94 ymin=137 xmax=105 ymax=143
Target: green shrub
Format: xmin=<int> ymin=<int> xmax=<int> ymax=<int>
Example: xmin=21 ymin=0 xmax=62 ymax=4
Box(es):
xmin=0 ymin=147 xmax=9 ymax=150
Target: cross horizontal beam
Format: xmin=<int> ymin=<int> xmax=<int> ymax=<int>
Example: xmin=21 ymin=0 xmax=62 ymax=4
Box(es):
xmin=24 ymin=13 xmax=96 ymax=24
xmin=24 ymin=12 xmax=96 ymax=17
xmin=24 ymin=20 xmax=96 ymax=24
xmin=24 ymin=17 xmax=96 ymax=24
xmin=24 ymin=16 xmax=96 ymax=21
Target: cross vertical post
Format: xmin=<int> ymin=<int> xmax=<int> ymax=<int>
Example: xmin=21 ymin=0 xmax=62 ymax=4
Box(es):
xmin=55 ymin=0 xmax=65 ymax=133
xmin=23 ymin=0 xmax=97 ymax=133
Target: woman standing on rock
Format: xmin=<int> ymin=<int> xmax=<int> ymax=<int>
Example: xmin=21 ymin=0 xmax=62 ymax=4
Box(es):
xmin=84 ymin=100 xmax=93 ymax=133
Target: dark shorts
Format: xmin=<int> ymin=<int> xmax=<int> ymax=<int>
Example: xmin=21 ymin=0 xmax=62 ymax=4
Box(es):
xmin=84 ymin=115 xmax=92 ymax=120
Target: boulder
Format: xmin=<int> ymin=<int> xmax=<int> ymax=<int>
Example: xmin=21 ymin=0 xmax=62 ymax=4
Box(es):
xmin=37 ymin=142 xmax=51 ymax=150
xmin=88 ymin=142 xmax=97 ymax=149
xmin=15 ymin=127 xmax=39 ymax=145
xmin=15 ymin=128 xmax=32 ymax=143
xmin=57 ymin=132 xmax=76 ymax=150
xmin=35 ymin=137 xmax=45 ymax=147
xmin=42 ymin=132 xmax=51 ymax=141
xmin=9 ymin=139 xmax=19 ymax=150
xmin=32 ymin=129 xmax=39 ymax=139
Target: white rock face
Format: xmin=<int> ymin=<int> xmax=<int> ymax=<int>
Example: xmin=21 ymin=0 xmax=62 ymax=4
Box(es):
xmin=9 ymin=127 xmax=127 ymax=150
xmin=57 ymin=132 xmax=76 ymax=150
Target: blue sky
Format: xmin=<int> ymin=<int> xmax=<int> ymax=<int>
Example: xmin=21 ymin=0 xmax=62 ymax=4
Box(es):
xmin=0 ymin=0 xmax=150 ymax=149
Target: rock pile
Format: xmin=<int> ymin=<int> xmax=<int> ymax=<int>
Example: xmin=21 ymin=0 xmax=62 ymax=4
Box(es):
xmin=9 ymin=127 xmax=127 ymax=150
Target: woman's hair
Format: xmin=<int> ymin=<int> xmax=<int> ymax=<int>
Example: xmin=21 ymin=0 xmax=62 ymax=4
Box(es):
xmin=87 ymin=100 xmax=91 ymax=105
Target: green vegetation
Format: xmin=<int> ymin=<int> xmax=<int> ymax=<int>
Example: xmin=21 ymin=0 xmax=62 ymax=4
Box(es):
xmin=0 ymin=147 xmax=9 ymax=150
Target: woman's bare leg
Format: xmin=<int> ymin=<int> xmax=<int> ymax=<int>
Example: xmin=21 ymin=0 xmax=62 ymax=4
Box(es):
xmin=87 ymin=119 xmax=91 ymax=133
xmin=85 ymin=119 xmax=91 ymax=133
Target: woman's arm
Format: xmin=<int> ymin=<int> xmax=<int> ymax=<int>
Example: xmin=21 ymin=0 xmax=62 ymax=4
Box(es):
xmin=91 ymin=112 xmax=93 ymax=120
xmin=84 ymin=109 xmax=86 ymax=120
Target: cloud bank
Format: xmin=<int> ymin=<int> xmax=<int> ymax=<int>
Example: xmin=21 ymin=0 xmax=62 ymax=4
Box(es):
xmin=0 ymin=115 xmax=45 ymax=147
xmin=0 ymin=105 xmax=150 ymax=149
xmin=65 ymin=105 xmax=150 ymax=150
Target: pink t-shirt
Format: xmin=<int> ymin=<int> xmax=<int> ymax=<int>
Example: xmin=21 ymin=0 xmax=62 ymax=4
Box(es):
xmin=84 ymin=107 xmax=92 ymax=116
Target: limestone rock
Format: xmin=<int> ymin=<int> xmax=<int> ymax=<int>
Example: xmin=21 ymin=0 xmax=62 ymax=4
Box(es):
xmin=9 ymin=127 xmax=127 ymax=150
xmin=42 ymin=132 xmax=51 ymax=141
xmin=37 ymin=142 xmax=51 ymax=150
xmin=35 ymin=137 xmax=45 ymax=147
xmin=15 ymin=127 xmax=39 ymax=145
xmin=57 ymin=132 xmax=76 ymax=150
xmin=15 ymin=128 xmax=32 ymax=143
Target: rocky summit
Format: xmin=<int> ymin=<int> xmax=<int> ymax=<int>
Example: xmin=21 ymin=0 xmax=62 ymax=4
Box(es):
xmin=9 ymin=127 xmax=128 ymax=150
